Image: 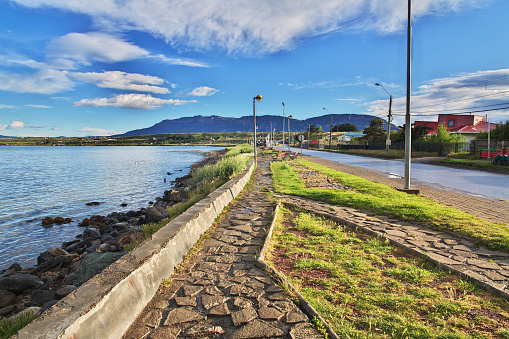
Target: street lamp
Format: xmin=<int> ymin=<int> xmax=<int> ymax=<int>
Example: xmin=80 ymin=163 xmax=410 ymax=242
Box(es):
xmin=282 ymin=102 xmax=286 ymax=151
xmin=375 ymin=83 xmax=393 ymax=152
xmin=323 ymin=108 xmax=333 ymax=150
xmin=304 ymin=121 xmax=311 ymax=148
xmin=288 ymin=115 xmax=293 ymax=149
xmin=253 ymin=95 xmax=262 ymax=163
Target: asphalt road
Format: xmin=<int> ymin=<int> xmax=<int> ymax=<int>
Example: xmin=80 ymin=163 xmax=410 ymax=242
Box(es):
xmin=286 ymin=147 xmax=509 ymax=201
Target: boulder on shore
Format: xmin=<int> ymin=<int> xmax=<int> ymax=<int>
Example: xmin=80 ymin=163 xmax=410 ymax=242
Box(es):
xmin=0 ymin=274 xmax=44 ymax=293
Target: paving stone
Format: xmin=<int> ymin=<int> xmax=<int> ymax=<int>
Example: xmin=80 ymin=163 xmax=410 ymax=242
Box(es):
xmin=384 ymin=230 xmax=408 ymax=238
xmin=407 ymin=240 xmax=429 ymax=247
xmin=285 ymin=310 xmax=309 ymax=324
xmin=258 ymin=307 xmax=283 ymax=320
xmin=453 ymin=245 xmax=472 ymax=252
xmin=265 ymin=285 xmax=284 ymax=293
xmin=467 ymin=259 xmax=500 ymax=270
xmin=125 ymin=325 xmax=151 ymax=339
xmin=184 ymin=323 xmax=225 ymax=337
xmin=183 ymin=285 xmax=203 ymax=296
xmin=475 ymin=248 xmax=509 ymax=258
xmin=202 ymin=295 xmax=229 ymax=310
xmin=151 ymin=298 xmax=170 ymax=309
xmin=209 ymin=303 xmax=231 ymax=316
xmin=217 ymin=280 xmax=235 ymax=289
xmin=233 ymin=297 xmax=253 ymax=309
xmin=175 ymin=297 xmax=197 ymax=307
xmin=231 ymin=308 xmax=258 ymax=326
xmin=463 ymin=270 xmax=490 ymax=283
xmin=148 ymin=327 xmax=179 ymax=339
xmin=224 ymin=230 xmax=243 ymax=237
xmin=230 ymin=284 xmax=244 ymax=296
xmin=142 ymin=309 xmax=162 ymax=328
xmin=205 ymin=286 xmax=223 ymax=296
xmin=433 ymin=242 xmax=449 ymax=249
xmin=231 ymin=276 xmax=250 ymax=284
xmin=450 ymin=250 xmax=475 ymax=258
xmin=228 ymin=319 xmax=284 ymax=339
xmin=163 ymin=308 xmax=205 ymax=326
xmin=290 ymin=323 xmax=324 ymax=339
xmin=222 ymin=245 xmax=239 ymax=253
xmin=485 ymin=270 xmax=507 ymax=281
xmin=425 ymin=252 xmax=461 ymax=265
xmin=267 ymin=292 xmax=288 ymax=301
xmin=239 ymin=246 xmax=259 ymax=254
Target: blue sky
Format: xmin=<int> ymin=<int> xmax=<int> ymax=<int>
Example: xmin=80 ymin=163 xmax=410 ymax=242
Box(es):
xmin=0 ymin=0 xmax=508 ymax=137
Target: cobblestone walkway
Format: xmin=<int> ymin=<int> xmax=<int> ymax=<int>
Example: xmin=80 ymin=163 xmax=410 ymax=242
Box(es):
xmin=122 ymin=159 xmax=323 ymax=339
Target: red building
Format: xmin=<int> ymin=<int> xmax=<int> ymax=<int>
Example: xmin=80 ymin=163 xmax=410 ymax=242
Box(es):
xmin=414 ymin=114 xmax=497 ymax=141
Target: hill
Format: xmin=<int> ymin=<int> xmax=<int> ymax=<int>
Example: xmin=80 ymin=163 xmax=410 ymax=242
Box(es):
xmin=117 ymin=114 xmax=397 ymax=137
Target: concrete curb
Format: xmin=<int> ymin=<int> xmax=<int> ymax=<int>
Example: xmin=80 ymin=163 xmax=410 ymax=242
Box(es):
xmin=15 ymin=161 xmax=255 ymax=339
xmin=256 ymin=200 xmax=339 ymax=339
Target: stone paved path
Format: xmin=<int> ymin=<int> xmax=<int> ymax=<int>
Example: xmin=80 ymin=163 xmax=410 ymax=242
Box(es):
xmin=122 ymin=159 xmax=323 ymax=339
xmin=277 ymin=160 xmax=509 ymax=299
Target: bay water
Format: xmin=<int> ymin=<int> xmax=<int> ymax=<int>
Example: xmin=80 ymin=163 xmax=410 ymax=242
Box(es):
xmin=0 ymin=146 xmax=223 ymax=268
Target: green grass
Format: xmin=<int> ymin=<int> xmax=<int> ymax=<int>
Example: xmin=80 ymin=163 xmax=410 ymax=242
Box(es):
xmin=432 ymin=158 xmax=509 ymax=174
xmin=267 ymin=207 xmax=509 ymax=338
xmin=271 ymin=159 xmax=509 ymax=252
xmin=0 ymin=311 xmax=39 ymax=339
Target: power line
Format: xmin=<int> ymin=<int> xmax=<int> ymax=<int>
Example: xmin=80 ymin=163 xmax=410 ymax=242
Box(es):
xmin=392 ymin=105 xmax=509 ymax=116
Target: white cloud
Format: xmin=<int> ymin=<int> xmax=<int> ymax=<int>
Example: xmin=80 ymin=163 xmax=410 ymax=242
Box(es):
xmin=187 ymin=86 xmax=219 ymax=97
xmin=0 ymin=120 xmax=24 ymax=130
xmin=74 ymin=93 xmax=197 ymax=110
xmin=76 ymin=127 xmax=123 ymax=136
xmin=0 ymin=104 xmax=14 ymax=109
xmin=10 ymin=0 xmax=484 ymax=55
xmin=25 ymin=104 xmax=51 ymax=108
xmin=69 ymin=71 xmax=171 ymax=94
xmin=151 ymin=54 xmax=210 ymax=68
xmin=0 ymin=69 xmax=72 ymax=94
xmin=367 ymin=68 xmax=509 ymax=125
xmin=47 ymin=32 xmax=149 ymax=67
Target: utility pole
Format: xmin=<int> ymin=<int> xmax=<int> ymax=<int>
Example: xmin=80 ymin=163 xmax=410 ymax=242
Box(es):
xmin=404 ymin=0 xmax=414 ymax=191
xmin=282 ymin=102 xmax=286 ymax=151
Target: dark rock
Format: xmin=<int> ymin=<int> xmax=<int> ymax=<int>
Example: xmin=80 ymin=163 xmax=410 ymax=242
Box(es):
xmin=78 ymin=251 xmax=126 ymax=285
xmin=65 ymin=272 xmax=79 ymax=284
xmin=1 ymin=268 xmax=16 ymax=277
xmin=33 ymin=254 xmax=78 ymax=274
xmin=64 ymin=218 xmax=72 ymax=223
xmin=40 ymin=274 xmax=55 ymax=285
xmin=30 ymin=290 xmax=56 ymax=306
xmin=41 ymin=299 xmax=59 ymax=313
xmin=145 ymin=206 xmax=164 ymax=223
xmin=99 ymin=225 xmax=110 ymax=235
xmin=0 ymin=304 xmax=15 ymax=316
xmin=107 ymin=217 xmax=120 ymax=224
xmin=83 ymin=228 xmax=101 ymax=239
xmin=66 ymin=240 xmax=86 ymax=253
xmin=75 ymin=247 xmax=86 ymax=255
xmin=126 ymin=210 xmax=137 ymax=218
xmin=0 ymin=290 xmax=16 ymax=308
xmin=86 ymin=244 xmax=101 ymax=253
xmin=79 ymin=218 xmax=90 ymax=227
xmin=55 ymin=285 xmax=77 ymax=299
xmin=155 ymin=205 xmax=169 ymax=219
xmin=62 ymin=239 xmax=80 ymax=248
xmin=8 ymin=263 xmax=22 ymax=272
xmin=111 ymin=222 xmax=128 ymax=231
xmin=120 ymin=203 xmax=128 ymax=207
xmin=137 ymin=217 xmax=146 ymax=225
xmin=54 ymin=216 xmax=65 ymax=224
xmin=37 ymin=251 xmax=55 ymax=266
xmin=42 ymin=217 xmax=54 ymax=226
xmin=85 ymin=201 xmax=103 ymax=206
xmin=48 ymin=247 xmax=68 ymax=257
xmin=101 ymin=234 xmax=115 ymax=243
xmin=0 ymin=274 xmax=44 ymax=293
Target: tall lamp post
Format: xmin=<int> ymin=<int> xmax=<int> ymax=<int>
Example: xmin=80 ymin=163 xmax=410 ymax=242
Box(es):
xmin=304 ymin=121 xmax=311 ymax=148
xmin=282 ymin=102 xmax=286 ymax=151
xmin=288 ymin=115 xmax=293 ymax=149
xmin=269 ymin=121 xmax=273 ymax=146
xmin=323 ymin=108 xmax=333 ymax=150
xmin=253 ymin=95 xmax=262 ymax=163
xmin=404 ymin=0 xmax=414 ymax=191
xmin=375 ymin=83 xmax=393 ymax=153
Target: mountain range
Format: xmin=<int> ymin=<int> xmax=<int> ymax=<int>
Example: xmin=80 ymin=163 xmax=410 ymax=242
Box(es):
xmin=118 ymin=114 xmax=397 ymax=137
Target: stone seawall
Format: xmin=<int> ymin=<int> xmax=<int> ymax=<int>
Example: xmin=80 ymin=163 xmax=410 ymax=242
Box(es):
xmin=14 ymin=161 xmax=255 ymax=339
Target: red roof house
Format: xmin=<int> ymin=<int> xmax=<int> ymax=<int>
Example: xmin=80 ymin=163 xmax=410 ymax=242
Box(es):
xmin=414 ymin=114 xmax=497 ymax=141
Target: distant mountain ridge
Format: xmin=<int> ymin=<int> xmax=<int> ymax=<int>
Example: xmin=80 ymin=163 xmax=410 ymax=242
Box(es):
xmin=118 ymin=114 xmax=397 ymax=137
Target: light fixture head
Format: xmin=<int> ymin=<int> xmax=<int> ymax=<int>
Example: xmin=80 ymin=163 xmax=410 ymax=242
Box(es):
xmin=375 ymin=83 xmax=380 ymax=86
xmin=254 ymin=95 xmax=262 ymax=102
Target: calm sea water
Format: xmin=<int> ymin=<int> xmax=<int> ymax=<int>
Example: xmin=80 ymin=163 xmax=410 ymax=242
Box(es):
xmin=0 ymin=146 xmax=223 ymax=268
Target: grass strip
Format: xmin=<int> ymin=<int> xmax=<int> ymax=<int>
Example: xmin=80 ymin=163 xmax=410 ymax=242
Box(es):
xmin=271 ymin=159 xmax=509 ymax=252
xmin=267 ymin=206 xmax=509 ymax=339
xmin=0 ymin=312 xmax=39 ymax=339
xmin=431 ymin=159 xmax=509 ymax=174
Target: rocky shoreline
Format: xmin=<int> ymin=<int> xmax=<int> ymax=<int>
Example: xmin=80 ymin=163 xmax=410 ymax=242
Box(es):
xmin=0 ymin=149 xmax=227 ymax=324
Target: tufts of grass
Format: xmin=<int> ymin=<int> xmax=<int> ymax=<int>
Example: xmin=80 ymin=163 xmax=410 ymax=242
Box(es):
xmin=268 ymin=206 xmax=509 ymax=339
xmin=0 ymin=311 xmax=39 ymax=339
xmin=271 ymin=159 xmax=509 ymax=253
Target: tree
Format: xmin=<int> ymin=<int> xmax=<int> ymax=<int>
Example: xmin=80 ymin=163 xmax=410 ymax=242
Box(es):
xmin=392 ymin=123 xmax=432 ymax=143
xmin=332 ymin=123 xmax=359 ymax=132
xmin=362 ymin=118 xmax=385 ymax=142
xmin=427 ymin=123 xmax=465 ymax=143
xmin=476 ymin=121 xmax=509 ymax=140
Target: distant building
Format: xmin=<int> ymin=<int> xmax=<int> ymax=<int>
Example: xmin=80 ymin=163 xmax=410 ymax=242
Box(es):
xmin=414 ymin=114 xmax=497 ymax=142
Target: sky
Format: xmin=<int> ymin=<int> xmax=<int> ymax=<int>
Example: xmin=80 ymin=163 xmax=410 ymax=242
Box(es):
xmin=0 ymin=0 xmax=508 ymax=137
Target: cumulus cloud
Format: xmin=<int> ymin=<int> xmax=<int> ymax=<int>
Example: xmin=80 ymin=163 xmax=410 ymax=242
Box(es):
xmin=74 ymin=93 xmax=197 ymax=110
xmin=0 ymin=120 xmax=24 ymax=130
xmin=367 ymin=68 xmax=509 ymax=125
xmin=10 ymin=0 xmax=483 ymax=55
xmin=76 ymin=127 xmax=123 ymax=136
xmin=47 ymin=32 xmax=149 ymax=67
xmin=69 ymin=71 xmax=172 ymax=94
xmin=0 ymin=69 xmax=72 ymax=94
xmin=187 ymin=86 xmax=219 ymax=97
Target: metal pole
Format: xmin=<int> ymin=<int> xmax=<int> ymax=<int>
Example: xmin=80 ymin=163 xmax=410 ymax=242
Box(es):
xmin=253 ymin=98 xmax=257 ymax=164
xmin=329 ymin=114 xmax=332 ymax=150
xmin=288 ymin=116 xmax=291 ymax=150
xmin=282 ymin=102 xmax=285 ymax=151
xmin=404 ymin=0 xmax=412 ymax=189
xmin=386 ymin=95 xmax=392 ymax=152
xmin=269 ymin=121 xmax=272 ymax=146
